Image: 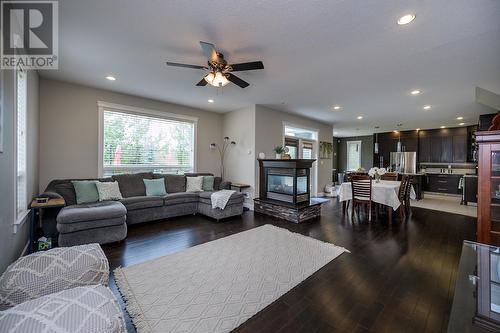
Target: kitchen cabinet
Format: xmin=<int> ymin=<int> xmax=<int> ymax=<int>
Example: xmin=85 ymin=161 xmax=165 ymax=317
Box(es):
xmin=453 ymin=135 xmax=467 ymax=163
xmin=441 ymin=136 xmax=453 ymax=163
xmin=424 ymin=174 xmax=461 ymax=194
xmin=418 ymin=132 xmax=431 ymax=162
xmin=430 ymin=136 xmax=442 ymax=162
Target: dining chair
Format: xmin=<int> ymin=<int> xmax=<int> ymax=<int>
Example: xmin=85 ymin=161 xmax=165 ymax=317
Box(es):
xmin=397 ymin=175 xmax=411 ymax=220
xmin=381 ymin=172 xmax=398 ymax=181
xmin=403 ymin=176 xmax=414 ymax=215
xmin=350 ymin=175 xmax=373 ymax=222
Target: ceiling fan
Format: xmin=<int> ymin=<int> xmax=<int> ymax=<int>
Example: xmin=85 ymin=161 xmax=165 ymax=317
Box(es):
xmin=166 ymin=41 xmax=264 ymax=88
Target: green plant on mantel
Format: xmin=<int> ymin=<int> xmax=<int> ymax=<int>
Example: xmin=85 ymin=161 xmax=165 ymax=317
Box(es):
xmin=273 ymin=146 xmax=285 ymax=154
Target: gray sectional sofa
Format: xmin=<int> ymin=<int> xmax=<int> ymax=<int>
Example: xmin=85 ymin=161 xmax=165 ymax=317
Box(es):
xmin=40 ymin=172 xmax=245 ymax=247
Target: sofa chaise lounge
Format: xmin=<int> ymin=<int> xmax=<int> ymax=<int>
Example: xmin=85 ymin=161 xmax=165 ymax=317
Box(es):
xmin=40 ymin=172 xmax=245 ymax=247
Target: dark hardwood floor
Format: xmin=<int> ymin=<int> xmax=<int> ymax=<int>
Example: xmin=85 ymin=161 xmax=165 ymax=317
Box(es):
xmin=102 ymin=199 xmax=476 ymax=333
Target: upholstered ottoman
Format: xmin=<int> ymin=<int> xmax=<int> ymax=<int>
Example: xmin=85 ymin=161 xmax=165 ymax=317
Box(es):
xmin=56 ymin=201 xmax=127 ymax=246
xmin=197 ymin=191 xmax=245 ymax=220
xmin=0 ymin=244 xmax=109 ymax=310
xmin=0 ymin=285 xmax=126 ymax=333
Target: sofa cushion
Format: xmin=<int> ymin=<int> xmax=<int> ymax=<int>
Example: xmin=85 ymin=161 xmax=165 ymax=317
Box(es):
xmin=202 ymin=176 xmax=215 ymax=191
xmin=112 ymin=172 xmax=153 ymax=197
xmin=57 ymin=201 xmax=126 ymax=224
xmin=44 ymin=178 xmax=113 ymax=206
xmin=0 ymin=285 xmax=125 ymax=333
xmin=57 ymin=216 xmax=126 ymax=234
xmin=153 ymin=174 xmax=186 ymax=193
xmin=72 ymin=180 xmax=99 ymax=204
xmin=120 ymin=196 xmax=164 ymax=211
xmin=0 ymin=244 xmax=109 ymax=310
xmin=96 ymin=181 xmax=123 ymax=201
xmin=143 ymin=178 xmax=167 ymax=196
xmin=198 ymin=191 xmax=245 ymax=205
xmin=163 ymin=192 xmax=199 ymax=206
xmin=186 ymin=176 xmax=204 ymax=192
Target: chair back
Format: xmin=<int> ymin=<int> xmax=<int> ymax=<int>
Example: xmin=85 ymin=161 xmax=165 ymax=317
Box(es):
xmin=381 ymin=172 xmax=398 ymax=181
xmin=351 ymin=175 xmax=372 ymax=202
xmin=398 ymin=175 xmax=413 ymax=200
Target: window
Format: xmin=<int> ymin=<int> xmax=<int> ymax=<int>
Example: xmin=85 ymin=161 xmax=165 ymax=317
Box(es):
xmin=100 ymin=105 xmax=196 ymax=176
xmin=284 ymin=125 xmax=318 ymax=140
xmin=15 ymin=67 xmax=28 ymax=220
xmin=302 ymin=141 xmax=313 ymax=159
xmin=346 ymin=141 xmax=362 ymax=171
xmin=285 ymin=137 xmax=298 ymax=159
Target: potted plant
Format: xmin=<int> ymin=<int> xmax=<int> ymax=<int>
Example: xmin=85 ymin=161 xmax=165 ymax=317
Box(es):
xmin=274 ymin=145 xmax=285 ymax=159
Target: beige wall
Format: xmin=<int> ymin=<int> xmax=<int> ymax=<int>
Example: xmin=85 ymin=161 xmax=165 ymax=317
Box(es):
xmin=254 ymin=105 xmax=333 ymax=195
xmin=39 ymin=78 xmax=224 ymax=191
xmin=222 ymin=106 xmax=256 ymax=207
xmin=0 ymin=70 xmax=39 ymax=273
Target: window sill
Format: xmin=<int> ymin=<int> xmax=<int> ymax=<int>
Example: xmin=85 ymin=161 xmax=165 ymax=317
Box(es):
xmin=13 ymin=209 xmax=30 ymax=234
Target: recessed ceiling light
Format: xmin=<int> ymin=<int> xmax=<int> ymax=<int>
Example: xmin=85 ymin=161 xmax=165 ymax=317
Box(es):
xmin=459 ymin=122 xmax=465 ymax=126
xmin=208 ymin=99 xmax=214 ymax=103
xmin=440 ymin=126 xmax=446 ymax=129
xmin=397 ymin=14 xmax=416 ymax=25
xmin=332 ymin=105 xmax=341 ymax=110
xmin=357 ymin=116 xmax=363 ymax=120
xmin=410 ymin=90 xmax=421 ymax=95
xmin=105 ymin=75 xmax=116 ymax=81
xmin=393 ymin=130 xmax=399 ymax=134
xmin=456 ymin=116 xmax=463 ymax=120
xmin=416 ymin=128 xmax=421 ymax=131
xmin=423 ymin=105 xmax=432 ymax=110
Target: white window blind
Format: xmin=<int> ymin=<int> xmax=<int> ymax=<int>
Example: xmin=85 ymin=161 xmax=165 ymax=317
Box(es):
xmin=16 ymin=68 xmax=27 ymax=218
xmin=102 ymin=109 xmax=195 ymax=176
xmin=346 ymin=141 xmax=361 ymax=171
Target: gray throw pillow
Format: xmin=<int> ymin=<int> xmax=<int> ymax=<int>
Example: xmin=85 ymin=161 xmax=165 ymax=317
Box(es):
xmin=71 ymin=181 xmax=99 ymax=204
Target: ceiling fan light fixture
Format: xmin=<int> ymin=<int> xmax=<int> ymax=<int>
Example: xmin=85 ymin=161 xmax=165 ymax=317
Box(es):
xmin=204 ymin=71 xmax=229 ymax=87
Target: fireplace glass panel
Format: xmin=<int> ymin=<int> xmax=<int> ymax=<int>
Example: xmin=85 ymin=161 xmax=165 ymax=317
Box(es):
xmin=297 ymin=176 xmax=307 ymax=194
xmin=268 ymin=175 xmax=294 ymax=195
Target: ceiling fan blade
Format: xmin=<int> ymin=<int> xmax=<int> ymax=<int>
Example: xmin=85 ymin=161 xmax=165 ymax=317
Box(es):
xmin=227 ymin=73 xmax=249 ymax=88
xmin=196 ymin=78 xmax=208 ymax=86
xmin=166 ymin=62 xmax=208 ymax=70
xmin=200 ymin=41 xmax=219 ymax=63
xmin=229 ymin=61 xmax=264 ymax=72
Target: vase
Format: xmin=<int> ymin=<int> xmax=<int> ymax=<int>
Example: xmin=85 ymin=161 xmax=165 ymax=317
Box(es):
xmin=375 ymin=174 xmax=381 ymax=183
xmin=275 ymin=153 xmax=281 ymax=159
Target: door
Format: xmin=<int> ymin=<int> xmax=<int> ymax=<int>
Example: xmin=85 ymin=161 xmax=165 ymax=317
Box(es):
xmin=346 ymin=141 xmax=362 ymax=171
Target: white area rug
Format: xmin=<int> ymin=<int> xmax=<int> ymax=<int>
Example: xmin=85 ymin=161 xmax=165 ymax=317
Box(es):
xmin=114 ymin=224 xmax=347 ymax=333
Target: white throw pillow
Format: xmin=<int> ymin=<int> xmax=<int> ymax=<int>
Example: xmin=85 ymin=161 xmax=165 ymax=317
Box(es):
xmin=96 ymin=181 xmax=123 ymax=201
xmin=186 ymin=176 xmax=204 ymax=192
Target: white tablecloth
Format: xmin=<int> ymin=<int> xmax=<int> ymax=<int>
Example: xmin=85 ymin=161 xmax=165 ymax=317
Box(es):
xmin=337 ymin=180 xmax=416 ymax=210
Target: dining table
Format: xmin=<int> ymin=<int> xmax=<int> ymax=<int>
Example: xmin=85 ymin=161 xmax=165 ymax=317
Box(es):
xmin=337 ymin=180 xmax=416 ymax=222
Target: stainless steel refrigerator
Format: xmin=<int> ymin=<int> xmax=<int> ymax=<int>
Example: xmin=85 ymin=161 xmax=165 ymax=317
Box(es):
xmin=390 ymin=152 xmax=417 ymax=174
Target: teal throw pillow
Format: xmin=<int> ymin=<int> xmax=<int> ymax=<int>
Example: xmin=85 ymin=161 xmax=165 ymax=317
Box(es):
xmin=72 ymin=180 xmax=99 ymax=204
xmin=144 ymin=178 xmax=167 ymax=196
xmin=202 ymin=176 xmax=215 ymax=191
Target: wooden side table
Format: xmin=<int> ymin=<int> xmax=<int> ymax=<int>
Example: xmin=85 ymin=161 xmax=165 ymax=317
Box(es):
xmin=29 ymin=198 xmax=65 ymax=254
xmin=230 ymin=183 xmax=251 ymax=211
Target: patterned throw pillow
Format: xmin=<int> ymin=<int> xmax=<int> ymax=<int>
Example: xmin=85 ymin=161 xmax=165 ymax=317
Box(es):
xmin=72 ymin=180 xmax=99 ymax=204
xmin=186 ymin=176 xmax=204 ymax=192
xmin=202 ymin=176 xmax=215 ymax=191
xmin=96 ymin=181 xmax=123 ymax=201
xmin=143 ymin=178 xmax=167 ymax=196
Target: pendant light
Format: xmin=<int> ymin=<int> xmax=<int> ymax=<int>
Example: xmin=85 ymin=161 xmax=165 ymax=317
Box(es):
xmin=374 ymin=133 xmax=379 ymax=154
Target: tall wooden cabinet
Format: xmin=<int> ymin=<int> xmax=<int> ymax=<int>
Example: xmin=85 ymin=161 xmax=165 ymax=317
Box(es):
xmin=477 ymin=131 xmax=500 ymax=245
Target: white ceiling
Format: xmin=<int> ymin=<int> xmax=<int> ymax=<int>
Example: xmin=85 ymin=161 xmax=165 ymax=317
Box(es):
xmin=41 ymin=0 xmax=500 ymax=137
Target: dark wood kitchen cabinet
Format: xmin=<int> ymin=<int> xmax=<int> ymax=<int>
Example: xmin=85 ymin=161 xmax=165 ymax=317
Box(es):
xmin=418 ymin=131 xmax=431 ymax=162
xmin=441 ymin=136 xmax=453 ymax=163
xmin=453 ymin=135 xmax=467 ymax=162
xmin=425 ymin=174 xmax=462 ymax=194
xmin=430 ymin=136 xmax=443 ymax=162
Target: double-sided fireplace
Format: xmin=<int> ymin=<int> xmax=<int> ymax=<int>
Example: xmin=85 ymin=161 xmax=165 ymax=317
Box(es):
xmin=255 ymin=159 xmax=323 ymax=223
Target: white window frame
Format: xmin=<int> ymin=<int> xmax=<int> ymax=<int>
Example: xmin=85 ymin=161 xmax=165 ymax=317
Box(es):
xmin=346 ymin=140 xmax=362 ymax=171
xmin=97 ymin=101 xmax=198 ymax=177
xmin=14 ymin=65 xmax=29 ymax=228
xmin=282 ymin=122 xmax=319 ymax=196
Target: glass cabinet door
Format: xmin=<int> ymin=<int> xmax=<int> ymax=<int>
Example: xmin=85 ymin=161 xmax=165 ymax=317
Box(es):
xmin=491 ymin=150 xmax=500 ymax=243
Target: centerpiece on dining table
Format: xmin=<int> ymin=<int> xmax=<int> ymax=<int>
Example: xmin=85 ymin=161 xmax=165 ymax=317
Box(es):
xmin=368 ymin=167 xmax=387 ymax=183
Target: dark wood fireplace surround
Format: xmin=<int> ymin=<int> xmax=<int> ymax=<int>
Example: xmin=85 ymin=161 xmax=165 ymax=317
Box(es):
xmin=254 ymin=159 xmax=324 ymax=223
